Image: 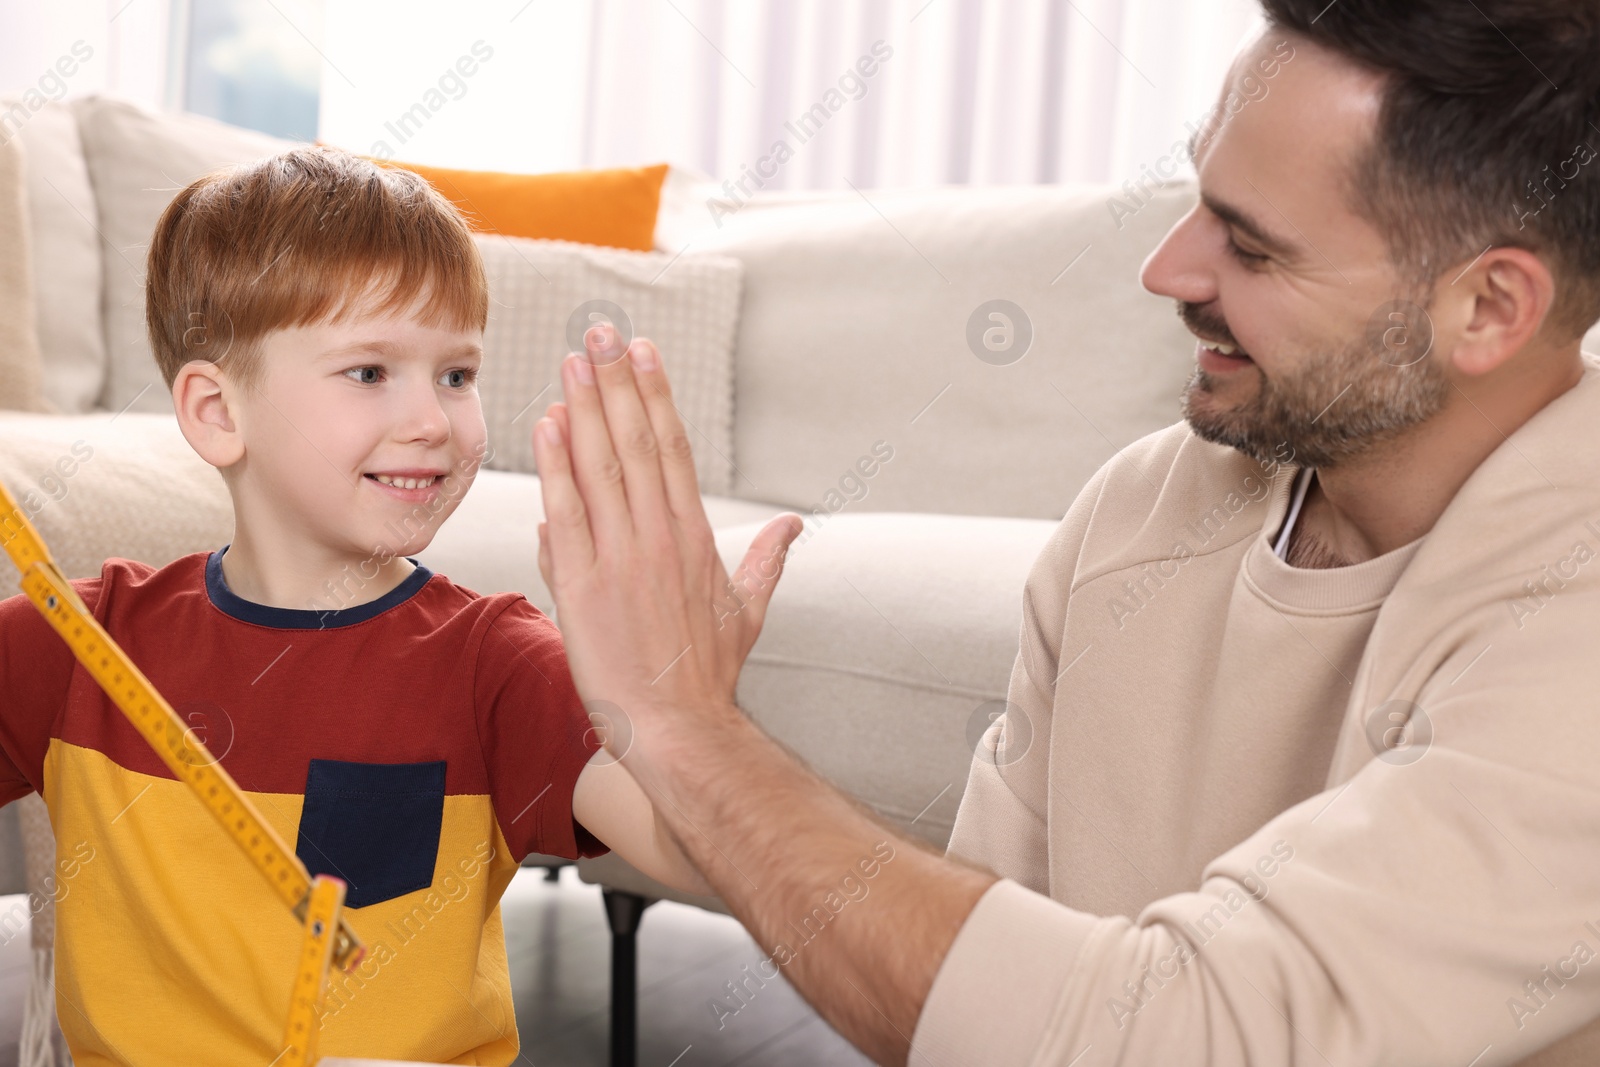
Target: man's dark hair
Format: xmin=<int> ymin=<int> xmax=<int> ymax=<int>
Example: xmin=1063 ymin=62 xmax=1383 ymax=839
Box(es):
xmin=1262 ymin=0 xmax=1600 ymax=340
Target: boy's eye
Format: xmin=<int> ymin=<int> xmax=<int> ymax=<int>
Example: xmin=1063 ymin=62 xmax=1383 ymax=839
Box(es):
xmin=343 ymin=366 xmax=480 ymax=387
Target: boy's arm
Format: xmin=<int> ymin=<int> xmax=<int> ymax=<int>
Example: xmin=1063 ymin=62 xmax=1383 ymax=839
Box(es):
xmin=572 ymin=749 xmax=715 ymax=896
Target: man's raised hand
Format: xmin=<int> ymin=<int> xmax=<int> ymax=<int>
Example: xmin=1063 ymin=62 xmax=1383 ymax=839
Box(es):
xmin=533 ymin=325 xmax=803 ymax=754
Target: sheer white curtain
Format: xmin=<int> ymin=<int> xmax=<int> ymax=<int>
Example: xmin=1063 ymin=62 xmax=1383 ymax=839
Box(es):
xmin=318 ymin=0 xmax=1263 ymax=188
xmin=0 ymin=0 xmax=176 ymax=112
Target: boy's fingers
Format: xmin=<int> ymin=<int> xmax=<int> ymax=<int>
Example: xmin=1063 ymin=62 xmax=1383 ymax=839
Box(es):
xmin=532 ymin=414 xmax=596 ymax=574
xmin=628 ymin=339 xmax=705 ymax=524
xmin=560 ymin=352 xmax=631 ymax=544
xmin=586 ymin=326 xmax=672 ymax=536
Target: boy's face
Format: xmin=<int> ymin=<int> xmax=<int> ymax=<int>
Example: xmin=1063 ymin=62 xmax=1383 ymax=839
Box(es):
xmin=228 ymin=290 xmax=487 ymax=563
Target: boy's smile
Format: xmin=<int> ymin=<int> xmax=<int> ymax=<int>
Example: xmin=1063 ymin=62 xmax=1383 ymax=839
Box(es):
xmin=365 ymin=471 xmax=447 ymax=499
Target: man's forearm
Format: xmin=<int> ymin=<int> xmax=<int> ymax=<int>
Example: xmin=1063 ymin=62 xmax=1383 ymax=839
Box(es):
xmin=651 ymin=804 xmax=716 ymax=896
xmin=634 ymin=707 xmax=998 ymax=1065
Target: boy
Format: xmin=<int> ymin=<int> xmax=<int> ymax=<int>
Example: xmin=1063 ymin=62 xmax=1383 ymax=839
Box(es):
xmin=0 ymin=145 xmax=712 ymax=1064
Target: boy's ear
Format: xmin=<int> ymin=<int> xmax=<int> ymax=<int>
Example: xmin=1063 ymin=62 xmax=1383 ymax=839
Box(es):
xmin=173 ymin=360 xmax=245 ymax=470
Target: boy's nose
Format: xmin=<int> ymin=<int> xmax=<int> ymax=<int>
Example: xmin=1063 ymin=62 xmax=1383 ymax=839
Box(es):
xmin=396 ymin=385 xmax=451 ymax=443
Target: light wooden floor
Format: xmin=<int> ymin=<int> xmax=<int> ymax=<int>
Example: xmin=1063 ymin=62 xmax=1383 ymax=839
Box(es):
xmin=503 ymin=866 xmax=873 ymax=1067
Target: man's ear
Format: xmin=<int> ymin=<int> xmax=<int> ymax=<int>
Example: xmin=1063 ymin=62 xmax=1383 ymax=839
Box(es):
xmin=173 ymin=359 xmax=245 ymax=469
xmin=1444 ymin=246 xmax=1556 ymax=377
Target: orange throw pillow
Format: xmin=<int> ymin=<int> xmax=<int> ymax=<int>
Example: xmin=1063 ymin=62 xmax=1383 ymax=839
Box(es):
xmin=386 ymin=160 xmax=669 ymax=252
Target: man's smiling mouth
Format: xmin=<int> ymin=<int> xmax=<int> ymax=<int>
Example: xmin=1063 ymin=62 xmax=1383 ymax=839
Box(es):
xmin=1189 ymin=329 xmax=1254 ymax=372
xmin=1203 ymin=339 xmax=1247 ymax=358
xmin=1187 ymin=326 xmax=1251 ymax=360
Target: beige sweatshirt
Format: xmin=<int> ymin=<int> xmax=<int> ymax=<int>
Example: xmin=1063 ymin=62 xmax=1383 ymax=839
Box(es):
xmin=915 ymin=352 xmax=1600 ymax=1066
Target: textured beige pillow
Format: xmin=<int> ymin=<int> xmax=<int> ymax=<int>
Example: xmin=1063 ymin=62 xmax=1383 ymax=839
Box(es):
xmin=0 ymin=412 xmax=233 ymax=597
xmin=475 ymin=235 xmax=742 ymax=496
xmin=0 ymin=134 xmax=49 ymax=414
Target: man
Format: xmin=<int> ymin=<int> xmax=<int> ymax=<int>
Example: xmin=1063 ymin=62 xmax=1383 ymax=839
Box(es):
xmin=533 ymin=0 xmax=1600 ymax=1063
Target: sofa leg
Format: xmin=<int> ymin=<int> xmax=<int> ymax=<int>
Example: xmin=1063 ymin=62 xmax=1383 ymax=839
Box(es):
xmin=602 ymin=888 xmax=655 ymax=1067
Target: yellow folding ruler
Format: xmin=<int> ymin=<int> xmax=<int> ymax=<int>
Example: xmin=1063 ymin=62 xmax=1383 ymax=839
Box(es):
xmin=0 ymin=481 xmax=365 ymax=1066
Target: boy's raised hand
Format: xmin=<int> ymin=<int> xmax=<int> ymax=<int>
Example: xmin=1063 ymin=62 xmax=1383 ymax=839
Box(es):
xmin=534 ymin=326 xmax=803 ymax=756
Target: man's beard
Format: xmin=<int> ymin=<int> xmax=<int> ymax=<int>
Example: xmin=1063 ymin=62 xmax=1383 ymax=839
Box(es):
xmin=1176 ymin=300 xmax=1452 ymax=470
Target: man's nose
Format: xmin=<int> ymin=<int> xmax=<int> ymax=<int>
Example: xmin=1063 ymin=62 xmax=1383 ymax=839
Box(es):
xmin=1139 ymin=206 xmax=1217 ymax=307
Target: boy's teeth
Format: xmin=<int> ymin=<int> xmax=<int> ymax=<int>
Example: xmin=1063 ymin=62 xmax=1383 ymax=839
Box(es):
xmin=373 ymin=474 xmax=436 ymax=489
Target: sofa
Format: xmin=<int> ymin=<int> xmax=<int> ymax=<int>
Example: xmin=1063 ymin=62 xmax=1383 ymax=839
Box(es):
xmin=11 ymin=92 xmax=1590 ymax=1065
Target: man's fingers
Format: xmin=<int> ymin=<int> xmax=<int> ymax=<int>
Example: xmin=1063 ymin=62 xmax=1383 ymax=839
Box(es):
xmin=561 ymin=350 xmax=631 ymax=546
xmin=725 ymin=514 xmax=804 ymax=637
xmin=628 ymin=339 xmax=706 ymax=524
xmin=532 ymin=414 xmax=597 ymax=576
xmin=587 ymin=325 xmax=673 ymax=537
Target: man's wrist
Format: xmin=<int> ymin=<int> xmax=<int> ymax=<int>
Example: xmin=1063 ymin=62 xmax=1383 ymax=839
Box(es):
xmin=622 ymin=699 xmax=761 ymax=796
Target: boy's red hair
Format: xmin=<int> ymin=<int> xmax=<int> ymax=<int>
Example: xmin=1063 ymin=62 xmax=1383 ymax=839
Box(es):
xmin=146 ymin=145 xmax=488 ymax=392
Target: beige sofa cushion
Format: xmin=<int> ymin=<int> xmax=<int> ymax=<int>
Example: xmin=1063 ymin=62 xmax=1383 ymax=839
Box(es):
xmin=0 ymin=133 xmax=47 ymax=414
xmin=734 ymin=511 xmax=1055 ymax=838
xmin=680 ymin=182 xmax=1200 ymax=521
xmin=0 ymin=412 xmax=234 ymax=597
xmin=578 ymin=509 xmax=1057 ymax=910
xmin=0 ymin=98 xmax=105 ymax=416
xmin=476 ymin=236 xmax=742 ymax=497
xmin=69 ymin=94 xmax=291 ymax=418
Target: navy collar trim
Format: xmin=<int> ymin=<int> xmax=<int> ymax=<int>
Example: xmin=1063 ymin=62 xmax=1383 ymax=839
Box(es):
xmin=205 ymin=544 xmax=432 ymax=629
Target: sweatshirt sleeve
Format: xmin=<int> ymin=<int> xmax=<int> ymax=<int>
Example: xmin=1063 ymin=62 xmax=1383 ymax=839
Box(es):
xmin=912 ymin=581 xmax=1600 ymax=1066
xmin=945 ymin=461 xmax=1113 ymax=894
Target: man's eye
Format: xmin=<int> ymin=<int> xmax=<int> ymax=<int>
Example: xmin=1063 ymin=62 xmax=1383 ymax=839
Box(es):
xmin=345 ymin=366 xmax=383 ymax=384
xmin=1227 ymin=236 xmax=1268 ymax=265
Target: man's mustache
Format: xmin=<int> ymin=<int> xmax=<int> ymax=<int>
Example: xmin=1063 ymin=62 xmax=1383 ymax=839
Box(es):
xmin=1178 ymin=301 xmax=1241 ymax=350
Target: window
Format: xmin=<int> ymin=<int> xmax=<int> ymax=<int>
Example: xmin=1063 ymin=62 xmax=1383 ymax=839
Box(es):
xmin=177 ymin=0 xmax=323 ymax=140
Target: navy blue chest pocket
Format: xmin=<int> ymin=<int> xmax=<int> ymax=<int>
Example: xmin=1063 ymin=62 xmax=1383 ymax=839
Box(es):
xmin=295 ymin=759 xmax=447 ymax=909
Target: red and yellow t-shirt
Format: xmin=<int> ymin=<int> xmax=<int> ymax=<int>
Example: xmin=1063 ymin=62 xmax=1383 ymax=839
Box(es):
xmin=0 ymin=546 xmax=607 ymax=1065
